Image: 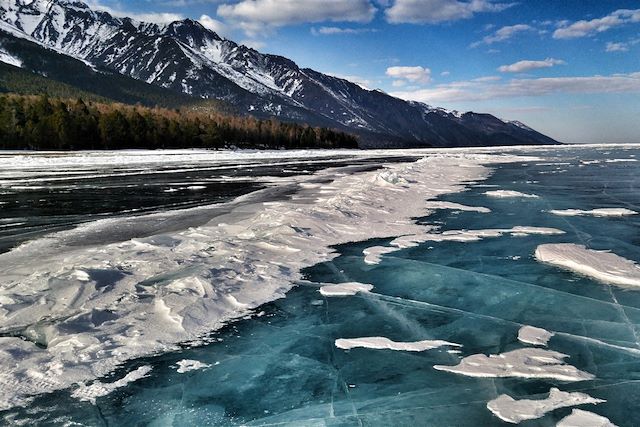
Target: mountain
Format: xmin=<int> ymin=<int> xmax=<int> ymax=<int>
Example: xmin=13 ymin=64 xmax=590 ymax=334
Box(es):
xmin=0 ymin=0 xmax=559 ymax=147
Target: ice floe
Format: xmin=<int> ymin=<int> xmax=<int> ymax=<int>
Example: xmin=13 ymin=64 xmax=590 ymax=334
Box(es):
xmin=549 ymin=208 xmax=637 ymax=217
xmin=175 ymin=360 xmax=212 ymax=373
xmin=434 ymin=348 xmax=594 ymax=381
xmin=557 ymin=409 xmax=618 ymax=427
xmin=487 ymin=388 xmax=604 ymax=424
xmin=535 ymin=244 xmax=640 ymax=288
xmin=335 ymin=337 xmax=461 ymax=352
xmin=518 ymin=326 xmax=555 ymax=346
xmin=319 ymin=282 xmax=373 ymax=297
xmin=484 ymin=190 xmax=539 ymax=199
xmin=70 ymin=366 xmax=152 ymax=404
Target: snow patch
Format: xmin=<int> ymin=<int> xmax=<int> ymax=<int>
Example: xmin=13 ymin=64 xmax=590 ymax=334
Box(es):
xmin=535 ymin=244 xmax=640 ymax=288
xmin=518 ymin=326 xmax=554 ymax=346
xmin=71 ymin=366 xmax=152 ymax=404
xmin=487 ymin=388 xmax=604 ymax=424
xmin=485 ymin=190 xmax=539 ymax=199
xmin=319 ymin=282 xmax=373 ymax=297
xmin=335 ymin=337 xmax=461 ymax=352
xmin=557 ymin=409 xmax=618 ymax=427
xmin=434 ymin=348 xmax=594 ymax=381
xmin=175 ymin=359 xmax=211 ymax=373
xmin=549 ymin=208 xmax=637 ymax=217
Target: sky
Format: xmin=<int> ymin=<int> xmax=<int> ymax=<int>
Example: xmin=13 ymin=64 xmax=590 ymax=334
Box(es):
xmin=89 ymin=0 xmax=640 ymax=143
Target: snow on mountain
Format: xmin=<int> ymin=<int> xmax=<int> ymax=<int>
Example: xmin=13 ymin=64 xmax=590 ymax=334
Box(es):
xmin=0 ymin=0 xmax=559 ymax=147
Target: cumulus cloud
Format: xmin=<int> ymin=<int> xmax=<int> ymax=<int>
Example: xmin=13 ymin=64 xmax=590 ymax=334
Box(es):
xmin=198 ymin=14 xmax=230 ymax=37
xmin=605 ymin=42 xmax=629 ymax=52
xmin=553 ymin=9 xmax=640 ymax=39
xmin=385 ymin=0 xmax=514 ymax=24
xmin=498 ymin=58 xmax=566 ymax=73
xmin=217 ymin=0 xmax=376 ymax=36
xmin=471 ymin=24 xmax=534 ymax=47
xmin=390 ymin=72 xmax=640 ymax=103
xmin=386 ymin=66 xmax=432 ymax=85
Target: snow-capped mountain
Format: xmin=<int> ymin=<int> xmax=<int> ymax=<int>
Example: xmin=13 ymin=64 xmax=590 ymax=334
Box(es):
xmin=0 ymin=0 xmax=559 ymax=147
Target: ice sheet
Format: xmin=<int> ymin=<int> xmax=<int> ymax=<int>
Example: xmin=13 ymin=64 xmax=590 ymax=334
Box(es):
xmin=487 ymin=388 xmax=604 ymax=424
xmin=535 ymin=244 xmax=640 ymax=288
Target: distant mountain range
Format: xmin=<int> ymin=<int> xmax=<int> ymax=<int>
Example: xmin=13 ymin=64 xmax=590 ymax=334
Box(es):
xmin=0 ymin=0 xmax=559 ymax=148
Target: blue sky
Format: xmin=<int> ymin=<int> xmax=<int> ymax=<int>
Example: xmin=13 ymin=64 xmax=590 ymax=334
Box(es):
xmin=91 ymin=1 xmax=640 ymax=143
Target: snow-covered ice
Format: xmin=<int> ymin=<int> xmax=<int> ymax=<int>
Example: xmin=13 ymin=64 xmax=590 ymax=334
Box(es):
xmin=175 ymin=360 xmax=212 ymax=374
xmin=484 ymin=190 xmax=539 ymax=199
xmin=518 ymin=326 xmax=555 ymax=346
xmin=535 ymin=244 xmax=640 ymax=288
xmin=319 ymin=282 xmax=373 ymax=297
xmin=335 ymin=337 xmax=461 ymax=352
xmin=70 ymin=366 xmax=152 ymax=405
xmin=434 ymin=348 xmax=594 ymax=381
xmin=557 ymin=409 xmax=618 ymax=427
xmin=487 ymin=388 xmax=604 ymax=424
xmin=549 ymin=208 xmax=637 ymax=217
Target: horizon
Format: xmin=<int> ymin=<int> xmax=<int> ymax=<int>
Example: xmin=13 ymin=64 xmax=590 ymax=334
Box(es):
xmin=80 ymin=0 xmax=640 ymax=144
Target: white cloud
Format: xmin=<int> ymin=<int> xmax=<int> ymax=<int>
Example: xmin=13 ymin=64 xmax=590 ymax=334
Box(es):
xmin=498 ymin=58 xmax=566 ymax=73
xmin=391 ymin=72 xmax=640 ymax=103
xmin=386 ymin=66 xmax=432 ymax=85
xmin=311 ymin=26 xmax=376 ymax=35
xmin=217 ymin=0 xmax=376 ymax=36
xmin=606 ymin=42 xmax=629 ymax=52
xmin=385 ymin=0 xmax=514 ymax=24
xmin=198 ymin=14 xmax=230 ymax=37
xmin=553 ymin=9 xmax=640 ymax=39
xmin=86 ymin=1 xmax=183 ymax=24
xmin=471 ymin=24 xmax=533 ymax=47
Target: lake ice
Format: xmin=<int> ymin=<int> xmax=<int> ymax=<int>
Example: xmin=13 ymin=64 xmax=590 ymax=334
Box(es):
xmin=0 ymin=145 xmax=638 ymax=426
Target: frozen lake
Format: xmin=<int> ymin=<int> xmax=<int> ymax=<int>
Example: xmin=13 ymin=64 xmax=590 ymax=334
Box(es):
xmin=0 ymin=146 xmax=639 ymax=426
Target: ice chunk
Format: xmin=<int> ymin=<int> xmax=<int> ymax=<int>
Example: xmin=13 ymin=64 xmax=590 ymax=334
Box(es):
xmin=484 ymin=190 xmax=539 ymax=199
xmin=487 ymin=388 xmax=604 ymax=424
xmin=175 ymin=360 xmax=211 ymax=373
xmin=319 ymin=282 xmax=373 ymax=297
xmin=71 ymin=366 xmax=152 ymax=404
xmin=518 ymin=326 xmax=554 ymax=346
xmin=434 ymin=348 xmax=594 ymax=381
xmin=535 ymin=244 xmax=640 ymax=288
xmin=557 ymin=409 xmax=618 ymax=427
xmin=549 ymin=208 xmax=637 ymax=217
xmin=335 ymin=337 xmax=461 ymax=352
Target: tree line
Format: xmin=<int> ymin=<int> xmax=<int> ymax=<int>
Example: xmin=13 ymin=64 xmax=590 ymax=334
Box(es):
xmin=0 ymin=94 xmax=359 ymax=150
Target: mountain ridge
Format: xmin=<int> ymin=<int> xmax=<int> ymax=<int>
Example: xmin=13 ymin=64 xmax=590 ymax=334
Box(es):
xmin=0 ymin=0 xmax=560 ymax=147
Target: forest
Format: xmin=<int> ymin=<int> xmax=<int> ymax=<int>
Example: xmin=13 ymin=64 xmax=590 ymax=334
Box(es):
xmin=0 ymin=94 xmax=359 ymax=150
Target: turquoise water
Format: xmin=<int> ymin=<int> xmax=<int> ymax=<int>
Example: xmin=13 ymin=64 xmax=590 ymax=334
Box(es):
xmin=2 ymin=147 xmax=640 ymax=426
